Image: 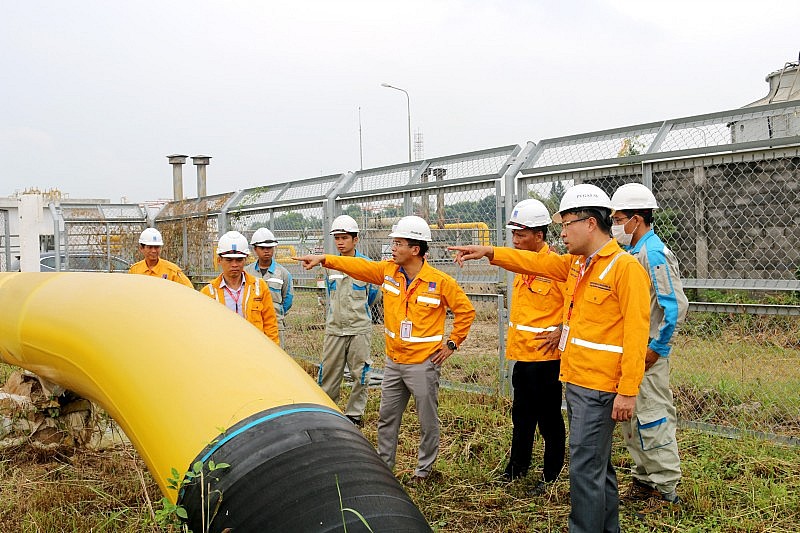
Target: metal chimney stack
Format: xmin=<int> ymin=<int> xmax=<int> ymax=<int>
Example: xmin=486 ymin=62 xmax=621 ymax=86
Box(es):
xmin=192 ymin=155 xmax=211 ymax=198
xmin=167 ymin=154 xmax=188 ymax=201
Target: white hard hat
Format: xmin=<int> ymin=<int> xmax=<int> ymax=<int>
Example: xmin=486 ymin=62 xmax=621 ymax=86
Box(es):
xmin=389 ymin=215 xmax=432 ymax=242
xmin=139 ymin=227 xmax=164 ymax=246
xmin=216 ymin=231 xmax=251 ymax=258
xmin=330 ymin=214 xmax=360 ymax=235
xmin=552 ymin=184 xmax=612 ymax=223
xmin=610 ymin=183 xmax=659 ymax=213
xmin=250 ymin=227 xmax=278 ymax=247
xmin=507 ymin=199 xmax=551 ymax=229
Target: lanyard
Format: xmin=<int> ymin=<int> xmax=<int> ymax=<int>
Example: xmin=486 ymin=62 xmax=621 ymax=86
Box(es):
xmin=224 ymin=285 xmax=243 ymax=314
xmin=565 ymin=258 xmax=590 ymax=325
xmin=522 ymin=274 xmax=536 ymax=289
xmin=403 ymin=279 xmax=422 ymax=317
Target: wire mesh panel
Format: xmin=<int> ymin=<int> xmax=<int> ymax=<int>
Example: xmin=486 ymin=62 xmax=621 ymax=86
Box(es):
xmin=57 ymin=203 xmax=147 ymax=272
xmin=228 ymin=202 xmax=326 ymax=289
xmin=652 ymin=151 xmax=800 ymax=281
xmin=347 ymin=163 xmax=421 ymax=194
xmin=519 ymin=143 xmax=800 ymax=443
xmin=331 ymin=179 xmax=508 ymax=392
xmin=420 ymin=146 xmax=518 ymax=181
xmin=527 ymin=125 xmax=662 ymax=170
xmin=154 ymin=193 xmax=235 ymax=282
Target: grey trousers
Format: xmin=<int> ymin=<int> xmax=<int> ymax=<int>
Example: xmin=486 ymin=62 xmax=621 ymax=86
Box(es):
xmin=377 ymin=358 xmax=441 ymax=477
xmin=318 ymin=334 xmax=372 ymax=418
xmin=620 ymin=357 xmax=681 ymax=494
xmin=566 ymin=383 xmax=620 ymax=533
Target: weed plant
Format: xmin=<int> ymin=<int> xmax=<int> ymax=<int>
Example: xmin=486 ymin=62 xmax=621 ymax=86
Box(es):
xmin=0 ymin=387 xmax=798 ymax=531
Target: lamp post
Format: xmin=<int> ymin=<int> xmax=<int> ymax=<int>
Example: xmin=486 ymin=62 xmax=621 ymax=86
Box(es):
xmin=381 ymin=83 xmax=412 ymax=162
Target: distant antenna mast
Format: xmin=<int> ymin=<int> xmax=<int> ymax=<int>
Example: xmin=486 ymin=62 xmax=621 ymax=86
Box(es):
xmin=413 ymin=129 xmax=424 ymax=161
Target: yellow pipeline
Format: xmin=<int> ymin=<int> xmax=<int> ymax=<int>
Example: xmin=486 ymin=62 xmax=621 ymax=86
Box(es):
xmin=0 ymin=272 xmax=337 ymax=501
xmin=431 ymin=222 xmax=491 ymax=246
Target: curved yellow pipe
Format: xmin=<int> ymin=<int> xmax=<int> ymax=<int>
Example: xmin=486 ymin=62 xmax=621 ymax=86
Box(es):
xmin=0 ymin=272 xmax=337 ymax=502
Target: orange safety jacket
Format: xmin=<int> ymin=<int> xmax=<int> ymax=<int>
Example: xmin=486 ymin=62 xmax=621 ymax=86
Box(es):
xmin=200 ymin=271 xmax=280 ymax=344
xmin=322 ymin=255 xmax=475 ymax=365
xmin=129 ymin=258 xmax=194 ymax=289
xmin=499 ymin=244 xmax=566 ymax=362
xmin=492 ymin=240 xmax=650 ymax=396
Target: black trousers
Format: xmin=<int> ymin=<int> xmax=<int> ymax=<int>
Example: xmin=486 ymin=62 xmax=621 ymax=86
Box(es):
xmin=505 ymin=359 xmax=566 ymax=481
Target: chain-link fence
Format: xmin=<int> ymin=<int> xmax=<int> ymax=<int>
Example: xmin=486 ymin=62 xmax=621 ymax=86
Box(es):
xmin=50 ymin=203 xmax=148 ymax=272
xmin=518 ymin=101 xmax=800 ymax=444
xmin=153 ymin=193 xmax=234 ymax=284
xmin=33 ymin=102 xmax=799 ymax=444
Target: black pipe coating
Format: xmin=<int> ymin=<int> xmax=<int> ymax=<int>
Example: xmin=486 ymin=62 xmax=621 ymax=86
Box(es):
xmin=178 ymin=403 xmax=431 ymax=532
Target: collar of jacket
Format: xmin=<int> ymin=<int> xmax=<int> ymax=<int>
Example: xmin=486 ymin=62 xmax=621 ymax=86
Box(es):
xmin=629 ymin=228 xmax=657 ymax=255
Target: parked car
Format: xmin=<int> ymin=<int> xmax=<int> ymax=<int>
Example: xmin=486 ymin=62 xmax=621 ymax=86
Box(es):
xmin=39 ymin=252 xmax=130 ymax=273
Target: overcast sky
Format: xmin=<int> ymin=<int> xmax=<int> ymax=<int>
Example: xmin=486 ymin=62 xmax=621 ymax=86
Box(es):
xmin=2 ymin=0 xmax=798 ymax=203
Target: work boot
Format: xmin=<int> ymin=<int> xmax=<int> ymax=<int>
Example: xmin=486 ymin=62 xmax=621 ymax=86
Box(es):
xmin=529 ymin=480 xmax=554 ymax=496
xmin=635 ymin=492 xmax=682 ymax=519
xmin=346 ymin=415 xmax=363 ymax=428
xmin=621 ymin=478 xmax=660 ymax=502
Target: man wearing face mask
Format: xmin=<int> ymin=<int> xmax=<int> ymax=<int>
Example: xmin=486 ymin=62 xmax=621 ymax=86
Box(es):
xmin=610 ymin=183 xmax=688 ymax=510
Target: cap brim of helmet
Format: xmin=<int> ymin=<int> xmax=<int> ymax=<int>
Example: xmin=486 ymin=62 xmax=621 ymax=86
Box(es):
xmin=252 ymin=242 xmax=278 ymax=247
xmin=219 ymin=252 xmax=249 ymax=258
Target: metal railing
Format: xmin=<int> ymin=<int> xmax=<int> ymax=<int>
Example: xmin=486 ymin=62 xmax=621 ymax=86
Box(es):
xmin=34 ymin=101 xmax=800 ymax=444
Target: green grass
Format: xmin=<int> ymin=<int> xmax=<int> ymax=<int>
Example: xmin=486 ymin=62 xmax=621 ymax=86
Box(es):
xmin=0 ymin=387 xmax=798 ymax=531
xmin=1 ymin=291 xmax=798 ymax=530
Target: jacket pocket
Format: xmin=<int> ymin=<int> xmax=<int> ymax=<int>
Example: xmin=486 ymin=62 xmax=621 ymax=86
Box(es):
xmin=636 ymin=407 xmax=674 ymax=451
xmin=528 ymin=277 xmax=553 ymax=296
xmin=582 ymin=285 xmax=613 ymax=324
xmin=416 ymin=294 xmax=441 ymax=307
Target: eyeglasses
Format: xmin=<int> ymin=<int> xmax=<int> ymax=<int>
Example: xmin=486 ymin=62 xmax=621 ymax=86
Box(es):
xmin=611 ymin=215 xmax=630 ymax=225
xmin=560 ymin=217 xmax=589 ymax=229
xmin=390 ymin=241 xmax=414 ymax=249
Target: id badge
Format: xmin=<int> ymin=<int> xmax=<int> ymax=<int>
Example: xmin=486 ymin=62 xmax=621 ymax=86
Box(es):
xmin=400 ymin=319 xmax=413 ymax=339
xmin=557 ymin=325 xmax=570 ymax=352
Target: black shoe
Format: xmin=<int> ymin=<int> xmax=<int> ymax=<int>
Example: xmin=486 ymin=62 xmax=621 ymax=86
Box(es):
xmin=529 ymin=480 xmax=554 ymax=496
xmin=346 ymin=415 xmax=363 ymax=427
xmin=406 ymin=473 xmax=433 ymax=486
xmin=497 ymin=472 xmax=513 ymax=484
xmin=500 ymin=465 xmax=527 ymax=483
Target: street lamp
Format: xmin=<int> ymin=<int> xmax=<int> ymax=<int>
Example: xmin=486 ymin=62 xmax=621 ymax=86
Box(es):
xmin=381 ymin=83 xmax=412 ymax=162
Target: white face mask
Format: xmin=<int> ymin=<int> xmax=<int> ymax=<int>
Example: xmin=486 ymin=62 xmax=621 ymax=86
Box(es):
xmin=611 ymin=223 xmax=634 ymax=246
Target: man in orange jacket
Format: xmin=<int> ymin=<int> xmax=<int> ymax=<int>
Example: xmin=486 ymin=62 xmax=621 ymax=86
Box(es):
xmin=201 ymin=231 xmax=279 ymax=344
xmin=129 ymin=228 xmax=194 ymax=288
xmin=452 ymin=185 xmax=650 ymax=533
xmin=295 ymin=215 xmax=475 ymax=482
xmin=499 ymin=199 xmax=567 ymax=494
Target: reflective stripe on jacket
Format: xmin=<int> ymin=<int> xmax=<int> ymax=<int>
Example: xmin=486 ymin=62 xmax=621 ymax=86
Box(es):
xmin=322 ymin=255 xmax=475 ymax=365
xmin=200 ymin=271 xmax=280 ymax=343
xmin=502 ymin=244 xmax=566 ymax=362
xmin=129 ymin=258 xmax=194 ymax=289
xmin=629 ymin=229 xmax=688 ymax=357
xmin=492 ymin=240 xmax=650 ymax=396
xmin=245 ymin=260 xmax=294 ymax=330
xmin=325 ymin=251 xmax=379 ymax=336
